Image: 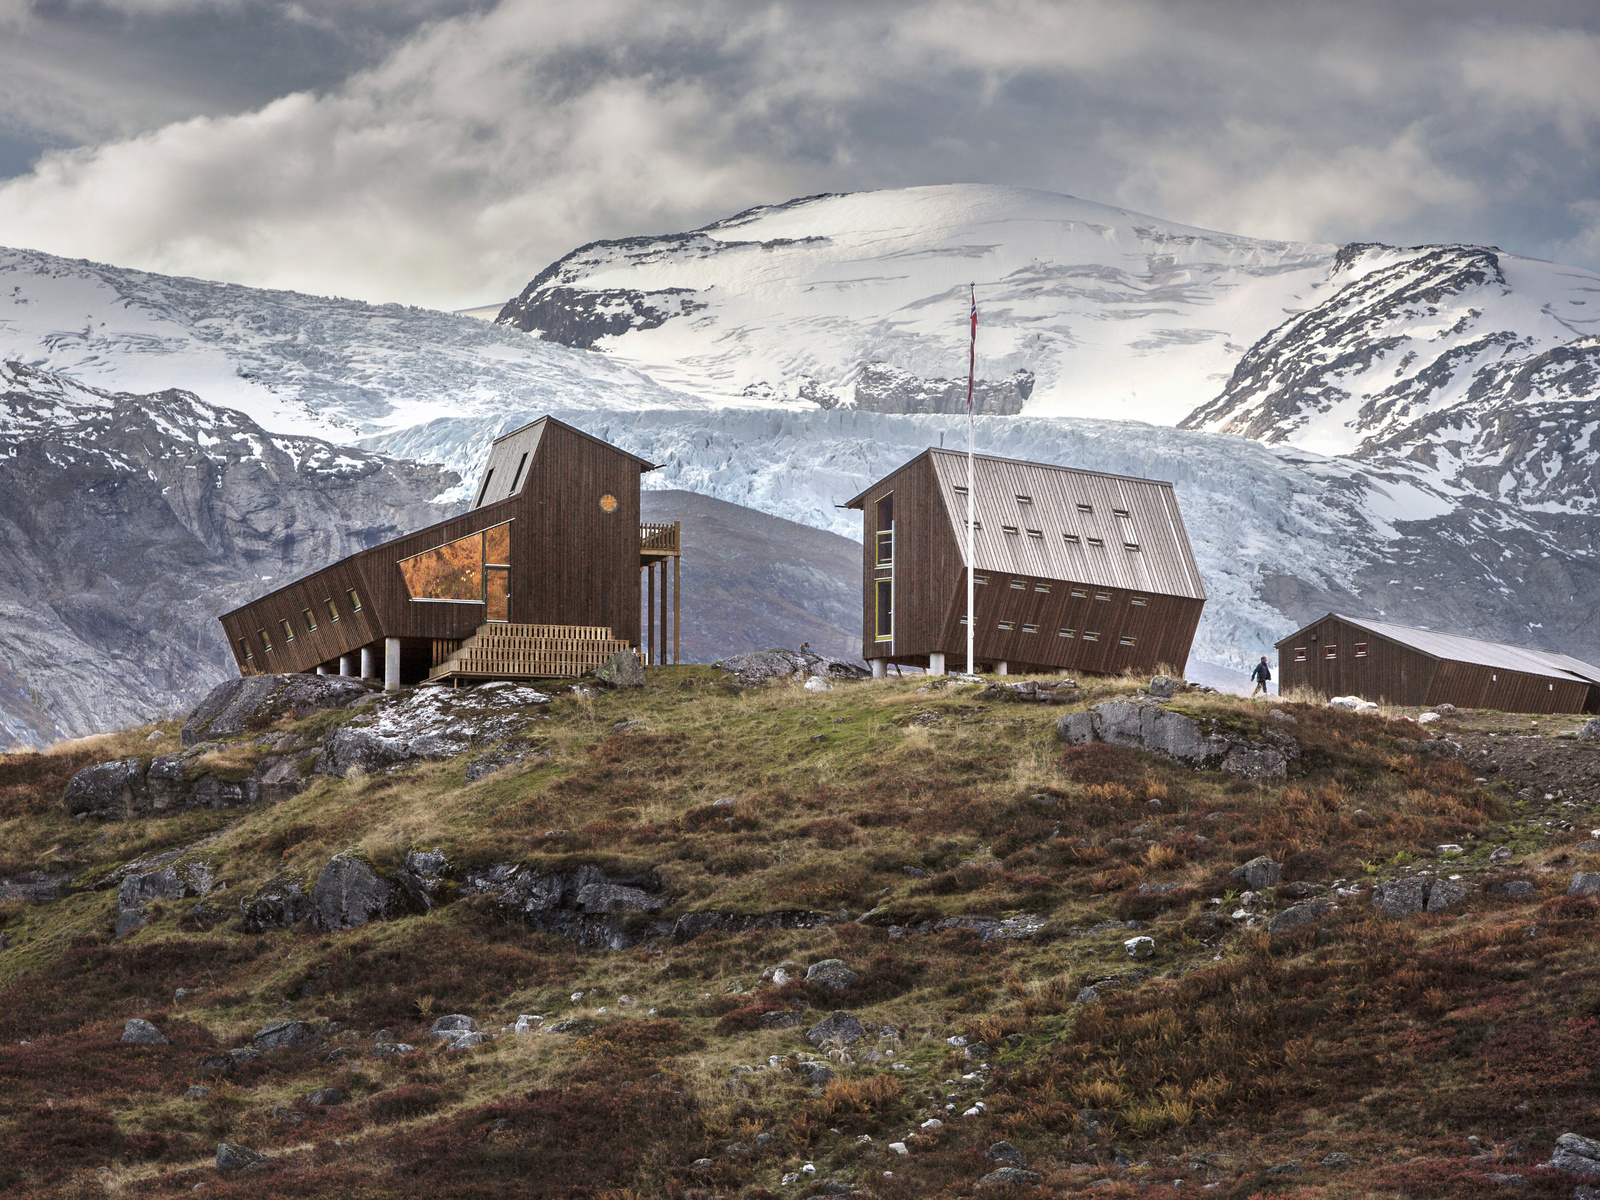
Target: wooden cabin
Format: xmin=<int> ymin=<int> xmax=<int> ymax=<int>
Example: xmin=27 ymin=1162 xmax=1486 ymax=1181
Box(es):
xmin=1276 ymin=613 xmax=1600 ymax=714
xmin=843 ymin=449 xmax=1206 ymax=677
xmin=219 ymin=416 xmax=681 ymax=690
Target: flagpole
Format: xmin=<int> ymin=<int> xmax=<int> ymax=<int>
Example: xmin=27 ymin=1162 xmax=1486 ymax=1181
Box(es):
xmin=966 ymin=282 xmax=976 ymax=677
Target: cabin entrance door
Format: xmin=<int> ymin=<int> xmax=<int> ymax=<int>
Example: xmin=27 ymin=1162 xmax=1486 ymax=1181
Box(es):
xmin=486 ymin=566 xmax=510 ymax=622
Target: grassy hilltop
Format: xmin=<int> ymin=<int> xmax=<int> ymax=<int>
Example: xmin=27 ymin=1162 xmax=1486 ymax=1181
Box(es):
xmin=0 ymin=669 xmax=1598 ymax=1199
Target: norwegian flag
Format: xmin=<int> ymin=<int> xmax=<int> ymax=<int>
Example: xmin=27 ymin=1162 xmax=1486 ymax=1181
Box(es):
xmin=966 ymin=283 xmax=977 ymax=412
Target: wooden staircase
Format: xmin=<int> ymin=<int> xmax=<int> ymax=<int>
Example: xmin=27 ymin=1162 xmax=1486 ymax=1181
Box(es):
xmin=427 ymin=623 xmax=636 ymax=684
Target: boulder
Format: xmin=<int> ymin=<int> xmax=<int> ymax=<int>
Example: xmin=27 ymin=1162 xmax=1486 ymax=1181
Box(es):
xmin=118 ymin=861 xmax=213 ymax=909
xmin=239 ymin=877 xmax=314 ymax=932
xmin=252 ymin=1020 xmax=322 ymax=1051
xmin=985 ymin=1142 xmax=1028 ymax=1168
xmin=805 ymin=1011 xmax=866 ymax=1047
xmin=304 ymin=1087 xmax=348 ymax=1107
xmin=804 ymin=676 xmax=834 ymax=693
xmin=796 ymin=1061 xmax=837 ymax=1085
xmin=980 ymin=679 xmax=1080 ymax=704
xmin=1577 ymin=718 xmax=1600 ymax=744
xmin=1567 ymin=873 xmax=1600 ymax=897
xmin=1501 ymin=880 xmax=1536 ymax=898
xmin=1056 ymin=697 xmax=1294 ymax=779
xmin=1230 ymin=856 xmax=1282 ymax=890
xmin=718 ymin=649 xmax=870 ymax=687
xmin=63 ymin=759 xmax=146 ymax=819
xmin=805 ymin=959 xmax=861 ymax=991
xmin=1329 ymin=696 xmax=1378 ymax=713
xmin=759 ymin=1011 xmax=804 ymax=1029
xmin=407 ymin=848 xmax=450 ymax=879
xmin=1268 ymin=898 xmax=1338 ymax=939
xmin=120 ymin=1018 xmax=168 ymax=1046
xmin=460 ymin=862 xmax=668 ymax=949
xmin=1426 ymin=879 xmax=1470 ymax=912
xmin=592 ymin=650 xmax=646 ymax=688
xmin=215 ymin=1143 xmax=274 ymax=1176
xmin=978 ymin=1167 xmax=1043 ymax=1187
xmin=431 ymin=1014 xmax=478 ymax=1034
xmin=310 ymin=854 xmax=406 ymax=932
xmin=183 ymin=674 xmax=371 ymax=747
xmin=1124 ymin=935 xmax=1155 ymax=959
xmin=317 ymin=683 xmax=551 ymax=777
xmin=1148 ymin=675 xmax=1183 ymax=699
xmin=373 ymin=1042 xmax=415 ymax=1058
xmin=1372 ymin=878 xmax=1431 ymax=918
xmin=1549 ymin=1133 xmax=1600 ymax=1177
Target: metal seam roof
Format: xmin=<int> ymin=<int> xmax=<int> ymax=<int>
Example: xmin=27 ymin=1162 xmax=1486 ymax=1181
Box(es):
xmin=1287 ymin=613 xmax=1600 ymax=686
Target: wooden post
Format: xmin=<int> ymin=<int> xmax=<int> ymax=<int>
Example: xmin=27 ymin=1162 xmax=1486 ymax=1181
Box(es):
xmin=673 ymin=545 xmax=680 ymax=666
xmin=657 ymin=556 xmax=665 ymax=665
xmin=647 ymin=563 xmax=655 ymax=666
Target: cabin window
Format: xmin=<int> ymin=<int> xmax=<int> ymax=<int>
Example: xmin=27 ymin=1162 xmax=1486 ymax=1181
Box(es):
xmin=238 ymin=638 xmax=252 ymax=662
xmin=1325 ymin=646 xmax=1338 ymax=659
xmin=1120 ymin=635 xmax=1136 ymax=647
xmin=1015 ymin=493 xmax=1032 ymax=504
xmin=1070 ymin=587 xmax=1088 ymax=598
xmin=1492 ymin=673 xmax=1497 ymax=681
xmin=1094 ymin=591 xmax=1111 ymax=602
xmin=259 ymin=628 xmax=273 ymax=653
xmin=1294 ymin=646 xmax=1307 ymax=661
xmin=1354 ymin=643 xmax=1368 ymax=658
xmin=1076 ymin=502 xmax=1093 ymax=514
xmin=974 ymin=575 xmax=989 ymax=585
xmin=325 ymin=598 xmax=339 ymax=622
xmin=1064 ymin=533 xmax=1081 ymax=545
xmin=1002 ymin=524 xmax=1020 ymax=535
xmin=1113 ymin=507 xmax=1130 ymax=518
xmin=1026 ymin=528 xmax=1043 ymax=538
xmin=599 ymin=493 xmax=618 ymax=513
xmin=998 ymin=620 xmax=1016 ymax=631
xmin=874 ymin=578 xmax=893 ymax=641
xmin=398 ymin=521 xmax=512 ymax=609
xmin=1086 ymin=537 xmax=1105 ymax=548
xmin=875 ymin=494 xmax=894 ymax=566
xmin=953 ymin=485 xmax=968 ymax=496
xmin=1009 ymin=579 xmax=1026 ymax=590
xmin=301 ymin=608 xmax=317 ymax=632
xmin=1035 ymin=583 xmax=1050 ymax=593
xmin=279 ymin=618 xmax=295 ymax=642
xmin=474 ymin=468 xmax=495 ymax=507
xmin=1083 ymin=631 xmax=1101 ymax=642
xmin=1131 ymin=595 xmax=1148 ymax=607
xmin=1022 ymin=623 xmax=1039 ymax=634
xmin=508 ymin=451 xmax=529 ymax=496
xmin=1124 ymin=541 xmax=1140 ymax=552
xmin=346 ymin=588 xmax=362 ymax=612
xmin=1059 ymin=627 xmax=1076 ymax=638
xmin=967 ymin=520 xmax=982 ymax=532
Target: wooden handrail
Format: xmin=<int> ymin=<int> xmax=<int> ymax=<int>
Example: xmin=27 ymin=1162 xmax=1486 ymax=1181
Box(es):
xmin=640 ymin=522 xmax=680 ymax=553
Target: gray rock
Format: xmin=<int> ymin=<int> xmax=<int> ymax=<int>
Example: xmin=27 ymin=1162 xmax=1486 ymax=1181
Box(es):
xmin=373 ymin=1042 xmax=415 ymax=1058
xmin=1576 ymin=1186 xmax=1600 ymax=1200
xmin=310 ymin=854 xmax=405 ymax=932
xmin=120 ymin=1018 xmax=168 ymax=1045
xmin=1268 ymin=897 xmax=1338 ymax=938
xmin=1230 ymin=856 xmax=1282 ymax=890
xmin=1321 ymin=1152 xmax=1351 ymax=1167
xmin=1577 ymin=718 xmax=1600 ymax=743
xmin=118 ymin=861 xmax=213 ymax=909
xmin=718 ymin=649 xmax=870 ymax=687
xmin=317 ymin=683 xmax=551 ymax=778
xmin=1279 ymin=881 xmax=1327 ymax=899
xmin=271 ymin=1105 xmax=306 ymax=1125
xmin=805 ymin=1010 xmax=866 ymax=1047
xmin=431 ymin=1014 xmax=478 ymax=1033
xmin=406 ymin=847 xmax=450 ymax=878
xmin=1486 ymin=1174 xmax=1526 ymax=1187
xmin=238 ymin=877 xmax=313 ymax=932
xmin=228 ymin=1046 xmax=262 ymax=1065
xmin=436 ymin=1031 xmax=489 ymax=1050
xmin=1124 ymin=935 xmax=1155 ymax=959
xmin=1266 ymin=1161 xmax=1300 ymax=1176
xmin=980 ymin=679 xmax=1079 ymax=704
xmin=796 ymin=1061 xmax=837 ymax=1085
xmin=1427 ymin=879 xmax=1470 ymax=912
xmin=304 ymin=1087 xmax=348 ymax=1107
xmin=1568 ymin=873 xmax=1600 ymax=897
xmin=1137 ymin=881 xmax=1182 ymax=896
xmin=1148 ymin=675 xmax=1182 ymax=699
xmin=805 ymin=959 xmax=860 ymax=991
xmin=1055 ymin=697 xmax=1293 ymax=778
xmin=1222 ymin=742 xmax=1291 ymax=780
xmin=198 ymin=1055 xmax=235 ymax=1078
xmin=986 ymin=1141 xmax=1028 ymax=1168
xmin=759 ymin=1010 xmax=804 ymax=1029
xmin=252 ymin=1020 xmax=322 ymax=1051
xmin=187 ymin=1085 xmax=213 ymax=1099
xmin=592 ymin=650 xmax=646 ymax=688
xmin=545 ymin=1018 xmax=596 ymax=1035
xmin=63 ymin=758 xmax=147 ymax=819
xmin=114 ymin=908 xmax=150 ymax=937
xmin=183 ymin=674 xmax=370 ymax=747
xmin=978 ymin=1167 xmax=1044 ymax=1186
xmin=1372 ymin=878 xmax=1431 ymax=918
xmin=1503 ymin=880 xmax=1536 ymax=898
xmin=215 ymin=1142 xmax=274 ymax=1176
xmin=1550 ymin=1133 xmax=1600 ymax=1177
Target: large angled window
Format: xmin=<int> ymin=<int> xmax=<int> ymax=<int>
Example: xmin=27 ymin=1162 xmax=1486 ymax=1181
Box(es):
xmin=399 ymin=521 xmax=512 ymax=618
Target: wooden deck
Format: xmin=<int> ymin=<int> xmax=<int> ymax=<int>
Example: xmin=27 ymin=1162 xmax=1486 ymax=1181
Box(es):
xmin=640 ymin=521 xmax=680 ymax=563
xmin=640 ymin=521 xmax=681 ymax=667
xmin=428 ymin=623 xmax=636 ymax=683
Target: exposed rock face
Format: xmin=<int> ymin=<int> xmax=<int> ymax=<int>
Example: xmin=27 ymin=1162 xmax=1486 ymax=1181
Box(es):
xmin=62 ymin=759 xmax=147 ymax=819
xmin=1549 ymin=1133 xmax=1600 ymax=1177
xmin=1056 ymin=698 xmax=1297 ymax=779
xmin=718 ymin=648 xmax=869 ymax=687
xmin=120 ymin=1018 xmax=168 ymax=1045
xmin=65 ymin=740 xmax=316 ymax=820
xmin=805 ymin=1011 xmax=866 ymax=1047
xmin=1231 ymin=857 xmax=1282 ymax=890
xmin=848 ymin=362 xmax=1034 ymax=416
xmin=1372 ymin=877 xmax=1470 ymax=917
xmin=182 ymin=674 xmax=371 ymax=747
xmin=251 ymin=1020 xmax=323 ymax=1051
xmin=238 ymin=877 xmax=314 ymax=933
xmin=979 ymin=679 xmax=1079 ymax=704
xmin=310 ymin=854 xmax=409 ymax=932
xmin=1268 ymin=898 xmax=1339 ymax=938
xmin=1580 ymin=718 xmax=1600 ymax=744
xmin=461 ymin=862 xmax=666 ymax=949
xmin=317 ymin=683 xmax=551 ymax=777
xmin=118 ymin=861 xmax=214 ymax=910
xmin=979 ymin=1167 xmax=1044 ymax=1187
xmin=216 ymin=1143 xmax=275 ymax=1176
xmin=804 ymin=959 xmax=860 ymax=991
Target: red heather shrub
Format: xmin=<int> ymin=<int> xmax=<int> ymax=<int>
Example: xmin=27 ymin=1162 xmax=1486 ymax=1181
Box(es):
xmin=716 ymin=1004 xmax=781 ymax=1034
xmin=365 ymin=1084 xmax=447 ymax=1122
xmin=0 ymin=1104 xmax=121 ymax=1188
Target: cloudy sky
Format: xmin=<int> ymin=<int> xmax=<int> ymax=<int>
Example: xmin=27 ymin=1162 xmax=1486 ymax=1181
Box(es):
xmin=1 ymin=0 xmax=1598 ymax=310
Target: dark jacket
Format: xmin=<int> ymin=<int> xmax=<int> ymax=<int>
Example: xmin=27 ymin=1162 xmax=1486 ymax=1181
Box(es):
xmin=1250 ymin=661 xmax=1271 ymax=682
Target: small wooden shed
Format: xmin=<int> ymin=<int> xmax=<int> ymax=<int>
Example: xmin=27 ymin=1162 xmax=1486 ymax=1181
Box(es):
xmin=1275 ymin=613 xmax=1600 ymax=714
xmin=219 ymin=416 xmax=681 ymax=689
xmin=843 ymin=449 xmax=1206 ymax=676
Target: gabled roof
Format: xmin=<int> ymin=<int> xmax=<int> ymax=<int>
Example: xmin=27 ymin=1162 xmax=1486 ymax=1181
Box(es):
xmin=846 ymin=448 xmax=1205 ymax=600
xmin=1288 ymin=613 xmax=1600 ymax=687
xmin=471 ymin=415 xmax=657 ymax=508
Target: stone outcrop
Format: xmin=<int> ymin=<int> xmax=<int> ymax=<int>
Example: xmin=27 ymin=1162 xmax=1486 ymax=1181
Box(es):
xmin=718 ymin=649 xmax=869 ymax=687
xmin=1372 ymin=877 xmax=1470 ymax=917
xmin=978 ymin=679 xmax=1079 ymax=704
xmin=1056 ymin=698 xmax=1298 ymax=779
xmin=317 ymin=683 xmax=551 ymax=778
xmin=461 ymin=862 xmax=667 ymax=949
xmin=805 ymin=1011 xmax=866 ymax=1047
xmin=1231 ymin=857 xmax=1282 ymax=890
xmin=592 ymin=651 xmax=646 ymax=688
xmin=1267 ymin=898 xmax=1339 ymax=939
xmin=64 ymin=741 xmax=315 ymax=820
xmin=238 ymin=877 xmax=314 ymax=933
xmin=310 ymin=854 xmax=413 ymax=932
xmin=182 ymin=674 xmax=372 ymax=747
xmin=120 ymin=1018 xmax=168 ymax=1045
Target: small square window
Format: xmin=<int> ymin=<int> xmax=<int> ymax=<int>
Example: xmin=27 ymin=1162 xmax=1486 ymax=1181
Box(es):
xmin=1113 ymin=507 xmax=1130 ymax=518
xmin=1022 ymin=623 xmax=1039 ymax=634
xmin=1070 ymin=587 xmax=1088 ymax=598
xmin=998 ymin=620 xmax=1016 ymax=631
xmin=1094 ymin=591 xmax=1111 ymax=602
xmin=1076 ymin=502 xmax=1093 ymax=514
xmin=1015 ymin=493 xmax=1032 ymax=504
xmin=1294 ymin=647 xmax=1307 ymax=661
xmin=325 ymin=598 xmax=339 ymax=622
xmin=279 ymin=618 xmax=295 ymax=642
xmin=301 ymin=608 xmax=318 ymax=632
xmin=1354 ymin=643 xmax=1368 ymax=658
xmin=1026 ymin=528 xmax=1043 ymax=539
xmin=1083 ymin=631 xmax=1101 ymax=642
xmin=1034 ymin=584 xmax=1050 ymax=593
xmin=346 ymin=588 xmax=362 ymax=612
xmin=1325 ymin=646 xmax=1338 ymax=659
xmin=974 ymin=575 xmax=989 ymax=586
xmin=1002 ymin=524 xmax=1020 ymax=535
xmin=259 ymin=628 xmax=273 ymax=653
xmin=1086 ymin=537 xmax=1105 ymax=548
xmin=1120 ymin=635 xmax=1136 ymax=647
xmin=1010 ymin=579 xmax=1027 ymax=590
xmin=1064 ymin=533 xmax=1081 ymax=545
xmin=1059 ymin=628 xmax=1076 ymax=638
xmin=238 ymin=638 xmax=252 ymax=662
xmin=1131 ymin=596 xmax=1148 ymax=607
xmin=1124 ymin=541 xmax=1140 ymax=552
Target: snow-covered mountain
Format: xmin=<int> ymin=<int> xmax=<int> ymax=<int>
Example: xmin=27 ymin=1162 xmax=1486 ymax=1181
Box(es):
xmin=497 ymin=184 xmax=1338 ymax=424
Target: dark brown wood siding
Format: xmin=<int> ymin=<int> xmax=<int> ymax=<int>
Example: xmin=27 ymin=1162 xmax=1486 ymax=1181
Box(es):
xmin=1275 ymin=615 xmax=1593 ymax=714
xmin=859 ymin=456 xmax=964 ymax=662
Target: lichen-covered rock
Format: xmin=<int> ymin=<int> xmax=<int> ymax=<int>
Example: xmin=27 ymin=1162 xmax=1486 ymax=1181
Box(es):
xmin=239 ymin=877 xmax=313 ymax=932
xmin=1426 ymin=879 xmax=1470 ymax=912
xmin=986 ymin=1142 xmax=1028 ymax=1168
xmin=979 ymin=1167 xmax=1043 ymax=1187
xmin=183 ymin=674 xmax=371 ymax=747
xmin=1268 ymin=898 xmax=1338 ymax=938
xmin=215 ymin=1143 xmax=275 ymax=1176
xmin=1372 ymin=878 xmax=1430 ymax=917
xmin=805 ymin=1010 xmax=866 ymax=1047
xmin=1549 ymin=1132 xmax=1600 ymax=1177
xmin=251 ymin=1020 xmax=322 ymax=1051
xmin=1231 ymin=856 xmax=1283 ymax=890
xmin=805 ymin=959 xmax=860 ymax=991
xmin=592 ymin=650 xmax=646 ymax=688
xmin=63 ymin=759 xmax=146 ymax=819
xmin=1576 ymin=718 xmax=1600 ymax=744
xmin=310 ymin=854 xmax=407 ymax=932
xmin=718 ymin=649 xmax=869 ymax=687
xmin=1567 ymin=872 xmax=1600 ymax=897
xmin=1148 ymin=675 xmax=1183 ymax=699
xmin=318 ymin=683 xmax=551 ymax=777
xmin=120 ymin=1018 xmax=168 ymax=1045
xmin=1056 ymin=697 xmax=1294 ymax=779
xmin=979 ymin=679 xmax=1079 ymax=704
xmin=460 ymin=862 xmax=667 ymax=948
xmin=118 ymin=861 xmax=213 ymax=909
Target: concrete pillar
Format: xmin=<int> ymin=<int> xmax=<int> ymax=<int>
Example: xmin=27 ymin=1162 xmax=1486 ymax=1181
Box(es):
xmin=384 ymin=638 xmax=402 ymax=693
xmin=315 ymin=664 xmax=328 ymax=675
xmin=996 ymin=661 xmax=1009 ymax=675
xmin=361 ymin=646 xmax=377 ymax=681
xmin=928 ymin=652 xmax=946 ymax=677
xmin=871 ymin=659 xmax=887 ymax=680
xmin=340 ymin=653 xmax=357 ymax=678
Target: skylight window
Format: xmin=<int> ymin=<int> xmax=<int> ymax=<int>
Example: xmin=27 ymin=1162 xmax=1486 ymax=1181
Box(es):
xmin=1086 ymin=537 xmax=1105 ymax=548
xmin=1002 ymin=524 xmax=1020 ymax=535
xmin=1120 ymin=635 xmax=1137 ymax=647
xmin=1009 ymin=580 xmax=1026 ymax=590
xmin=1034 ymin=584 xmax=1051 ymax=593
xmin=1070 ymin=587 xmax=1088 ymax=598
xmin=1064 ymin=533 xmax=1081 ymax=545
xmin=1026 ymin=528 xmax=1043 ymax=538
xmin=1131 ymin=596 xmax=1148 ymax=607
xmin=1113 ymin=507 xmax=1130 ymax=518
xmin=1015 ymin=493 xmax=1032 ymax=504
xmin=1124 ymin=541 xmax=1141 ymax=552
xmin=1076 ymin=502 xmax=1093 ymax=514
xmin=1094 ymin=591 xmax=1111 ymax=602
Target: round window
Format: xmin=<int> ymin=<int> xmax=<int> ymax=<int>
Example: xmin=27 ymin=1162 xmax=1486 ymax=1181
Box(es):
xmin=599 ymin=493 xmax=618 ymax=513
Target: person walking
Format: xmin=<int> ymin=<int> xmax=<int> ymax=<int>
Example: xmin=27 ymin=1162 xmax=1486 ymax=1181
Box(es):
xmin=1250 ymin=656 xmax=1272 ymax=697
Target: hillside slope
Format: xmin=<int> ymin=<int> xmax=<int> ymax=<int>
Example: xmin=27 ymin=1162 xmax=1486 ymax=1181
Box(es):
xmin=0 ymin=671 xmax=1598 ymax=1198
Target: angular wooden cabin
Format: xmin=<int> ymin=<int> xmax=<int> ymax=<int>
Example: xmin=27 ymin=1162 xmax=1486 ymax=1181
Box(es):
xmin=843 ymin=449 xmax=1206 ymax=677
xmin=219 ymin=416 xmax=681 ymax=690
xmin=1276 ymin=613 xmax=1600 ymax=714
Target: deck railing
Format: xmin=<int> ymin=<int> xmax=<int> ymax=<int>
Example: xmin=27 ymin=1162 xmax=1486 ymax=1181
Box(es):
xmin=640 ymin=522 xmax=680 ymax=555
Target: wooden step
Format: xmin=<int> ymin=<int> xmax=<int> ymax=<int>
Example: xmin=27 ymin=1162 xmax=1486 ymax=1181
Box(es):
xmin=426 ymin=622 xmax=639 ymax=682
